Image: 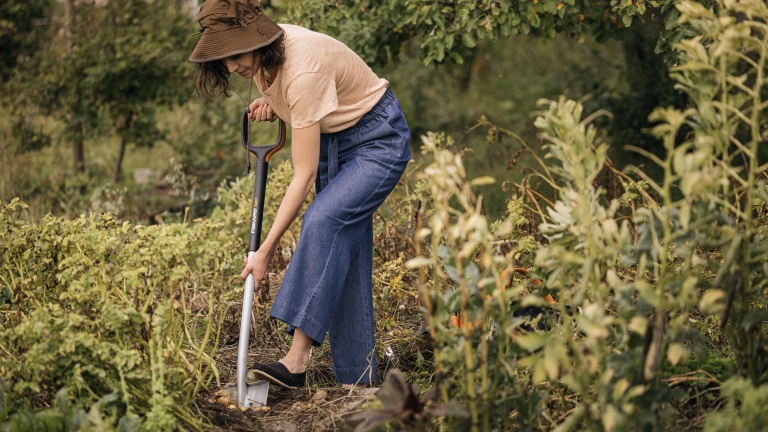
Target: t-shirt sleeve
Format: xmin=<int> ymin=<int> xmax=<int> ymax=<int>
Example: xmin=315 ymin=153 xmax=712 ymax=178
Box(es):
xmin=285 ymin=72 xmax=338 ymax=129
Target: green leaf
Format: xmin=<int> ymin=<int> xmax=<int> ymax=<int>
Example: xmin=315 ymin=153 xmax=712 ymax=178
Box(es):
xmin=462 ymin=32 xmax=476 ymax=48
xmin=742 ymin=309 xmax=768 ymax=332
xmin=449 ymin=51 xmax=464 ymax=64
xmin=515 ymin=333 xmax=548 ymax=352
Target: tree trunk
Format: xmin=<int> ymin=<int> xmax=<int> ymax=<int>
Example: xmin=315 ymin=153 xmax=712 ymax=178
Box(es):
xmin=605 ymin=13 xmax=687 ymax=160
xmin=72 ymin=124 xmax=85 ymax=174
xmin=113 ymin=137 xmax=127 ymax=183
xmin=64 ymin=0 xmax=75 ymax=53
xmin=113 ymin=114 xmax=134 ymax=183
xmin=65 ymin=0 xmax=85 ymax=174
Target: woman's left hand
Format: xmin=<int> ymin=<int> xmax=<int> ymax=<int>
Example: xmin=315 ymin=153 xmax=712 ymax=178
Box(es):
xmin=240 ymin=250 xmax=271 ymax=290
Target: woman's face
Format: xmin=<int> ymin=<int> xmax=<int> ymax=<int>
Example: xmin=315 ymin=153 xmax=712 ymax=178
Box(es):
xmin=224 ymin=51 xmax=261 ymax=78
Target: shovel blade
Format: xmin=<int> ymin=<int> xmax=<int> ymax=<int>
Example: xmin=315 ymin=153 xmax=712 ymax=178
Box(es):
xmin=229 ymin=380 xmax=269 ymax=408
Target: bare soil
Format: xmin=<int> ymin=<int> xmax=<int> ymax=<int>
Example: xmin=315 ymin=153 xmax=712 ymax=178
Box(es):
xmin=196 ymin=269 xmax=429 ymax=431
xmin=199 ymin=384 xmax=378 ymax=432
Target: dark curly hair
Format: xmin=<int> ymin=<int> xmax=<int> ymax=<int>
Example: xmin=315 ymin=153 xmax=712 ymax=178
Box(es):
xmin=194 ymin=34 xmax=285 ymax=99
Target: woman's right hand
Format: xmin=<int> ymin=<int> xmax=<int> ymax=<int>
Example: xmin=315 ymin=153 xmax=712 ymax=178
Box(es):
xmin=249 ymin=98 xmax=278 ymax=122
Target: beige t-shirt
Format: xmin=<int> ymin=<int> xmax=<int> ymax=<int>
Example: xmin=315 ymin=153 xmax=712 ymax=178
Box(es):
xmin=254 ymin=24 xmax=388 ymax=133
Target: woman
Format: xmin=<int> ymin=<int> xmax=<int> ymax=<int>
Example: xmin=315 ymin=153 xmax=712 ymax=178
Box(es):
xmin=190 ymin=0 xmax=410 ymax=388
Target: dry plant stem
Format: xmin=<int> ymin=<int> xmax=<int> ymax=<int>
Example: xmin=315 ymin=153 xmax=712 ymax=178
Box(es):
xmin=468 ymin=120 xmax=556 ymax=182
xmin=513 ymin=182 xmax=550 ymax=221
xmin=451 ymin=235 xmax=480 ymax=431
xmin=720 ymin=270 xmax=740 ymax=330
xmin=190 ymin=279 xmax=220 ymax=396
xmin=414 ymin=196 xmax=448 ymax=405
xmin=209 ymin=297 xmax=228 ymax=387
xmin=540 ymin=410 xmax=556 ymax=428
xmin=643 ymin=108 xmax=679 ymax=382
xmin=484 ymin=273 xmax=506 ymax=431
xmin=0 ymin=341 xmax=16 ymax=362
xmin=664 ymin=369 xmax=722 ymax=386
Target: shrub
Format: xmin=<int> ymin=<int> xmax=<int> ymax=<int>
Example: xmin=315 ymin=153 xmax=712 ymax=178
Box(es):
xmin=392 ymin=1 xmax=768 ymax=431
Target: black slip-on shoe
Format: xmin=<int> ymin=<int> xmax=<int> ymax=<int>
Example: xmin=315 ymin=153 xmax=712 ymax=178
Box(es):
xmin=250 ymin=361 xmax=306 ymax=389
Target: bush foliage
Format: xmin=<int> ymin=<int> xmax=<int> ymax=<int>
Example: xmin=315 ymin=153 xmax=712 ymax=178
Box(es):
xmin=0 ymin=161 xmax=304 ymax=430
xmin=1 ymin=0 xmax=767 ymax=431
xmin=395 ymin=1 xmax=768 ymax=431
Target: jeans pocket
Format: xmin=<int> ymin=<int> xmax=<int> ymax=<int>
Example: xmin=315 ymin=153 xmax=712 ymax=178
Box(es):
xmin=381 ymin=103 xmax=410 ymax=159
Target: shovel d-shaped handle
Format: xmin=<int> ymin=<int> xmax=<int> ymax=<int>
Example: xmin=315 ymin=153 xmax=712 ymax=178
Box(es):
xmin=237 ymin=111 xmax=286 ymax=407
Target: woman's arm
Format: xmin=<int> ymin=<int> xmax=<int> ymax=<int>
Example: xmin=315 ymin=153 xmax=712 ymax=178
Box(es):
xmin=240 ymin=122 xmax=321 ymax=284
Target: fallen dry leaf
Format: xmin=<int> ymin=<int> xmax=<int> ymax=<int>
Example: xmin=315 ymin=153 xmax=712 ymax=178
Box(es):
xmin=309 ymin=390 xmax=328 ymax=405
xmin=290 ymin=401 xmax=307 ymax=412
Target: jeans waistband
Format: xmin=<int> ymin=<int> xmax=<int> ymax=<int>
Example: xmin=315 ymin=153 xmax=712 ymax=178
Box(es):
xmin=365 ymin=87 xmax=395 ymax=119
xmin=325 ymin=87 xmax=395 ymax=181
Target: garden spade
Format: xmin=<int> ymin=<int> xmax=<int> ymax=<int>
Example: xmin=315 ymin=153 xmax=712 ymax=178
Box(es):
xmin=231 ymin=109 xmax=286 ymax=408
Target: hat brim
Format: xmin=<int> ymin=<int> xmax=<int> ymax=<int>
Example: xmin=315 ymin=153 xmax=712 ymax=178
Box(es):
xmin=189 ymin=13 xmax=283 ymax=63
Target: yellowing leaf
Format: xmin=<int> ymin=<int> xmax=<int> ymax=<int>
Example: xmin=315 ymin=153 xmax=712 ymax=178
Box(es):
xmin=626 ymin=384 xmax=646 ymax=400
xmin=612 ymin=378 xmax=630 ymax=401
xmin=667 ymin=343 xmax=689 ymax=366
xmin=628 ymin=316 xmax=647 ymax=335
xmin=515 ymin=333 xmax=548 ymax=352
xmin=602 ymin=405 xmax=618 ymax=432
xmin=699 ymin=289 xmax=726 ymax=314
xmin=405 ymin=257 xmax=432 ymax=269
xmin=469 ymin=176 xmax=496 ymax=186
xmin=533 ymin=360 xmax=547 ymax=384
xmin=577 ymin=316 xmax=610 ymax=339
xmin=543 ymin=350 xmax=560 ymax=380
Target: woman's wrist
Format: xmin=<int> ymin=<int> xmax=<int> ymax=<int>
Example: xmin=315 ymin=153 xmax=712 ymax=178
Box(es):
xmin=256 ymin=242 xmax=276 ymax=260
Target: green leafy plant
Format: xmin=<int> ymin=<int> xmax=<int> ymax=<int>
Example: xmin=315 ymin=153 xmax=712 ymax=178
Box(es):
xmin=392 ymin=2 xmax=768 ymax=431
xmin=405 ymin=131 xmax=544 ymax=432
xmin=289 ymin=0 xmax=667 ymax=66
xmin=0 ymin=196 xmax=242 ymax=430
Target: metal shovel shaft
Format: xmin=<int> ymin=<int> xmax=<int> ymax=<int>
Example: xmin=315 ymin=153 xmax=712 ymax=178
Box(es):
xmin=237 ymin=270 xmax=257 ymax=406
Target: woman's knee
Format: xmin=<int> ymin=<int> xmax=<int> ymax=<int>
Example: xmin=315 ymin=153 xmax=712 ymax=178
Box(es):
xmin=301 ymin=202 xmax=343 ymax=236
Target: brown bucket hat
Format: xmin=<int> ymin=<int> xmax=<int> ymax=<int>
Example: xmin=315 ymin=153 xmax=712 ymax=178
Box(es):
xmin=189 ymin=0 xmax=284 ymax=63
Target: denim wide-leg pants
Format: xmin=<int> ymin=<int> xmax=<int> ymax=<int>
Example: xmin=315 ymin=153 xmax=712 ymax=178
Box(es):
xmin=270 ymin=88 xmax=411 ymax=384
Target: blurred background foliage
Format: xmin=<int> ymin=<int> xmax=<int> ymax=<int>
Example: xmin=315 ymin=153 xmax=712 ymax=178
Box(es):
xmin=2 ymin=1 xmax=767 ymax=431
xmin=1 ymin=0 xmax=701 ymax=222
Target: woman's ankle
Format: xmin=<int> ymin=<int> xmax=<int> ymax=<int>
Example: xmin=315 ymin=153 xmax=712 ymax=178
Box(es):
xmin=279 ymin=356 xmax=308 ymax=374
xmin=281 ymin=328 xmax=313 ymax=373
